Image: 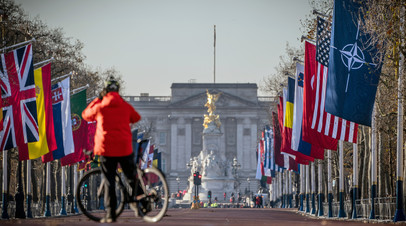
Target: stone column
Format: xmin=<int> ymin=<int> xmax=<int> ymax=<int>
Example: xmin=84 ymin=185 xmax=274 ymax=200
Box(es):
xmin=170 ymin=117 xmax=178 ymax=171
xmin=250 ymin=118 xmax=258 ymax=171
xmin=185 ymin=118 xmax=192 ymax=169
xmin=237 ymin=118 xmax=244 ymax=169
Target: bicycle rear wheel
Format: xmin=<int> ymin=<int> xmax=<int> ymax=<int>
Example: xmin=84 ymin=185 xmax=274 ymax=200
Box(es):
xmin=76 ymin=168 xmax=125 ymax=222
xmin=138 ymin=167 xmax=169 ymax=223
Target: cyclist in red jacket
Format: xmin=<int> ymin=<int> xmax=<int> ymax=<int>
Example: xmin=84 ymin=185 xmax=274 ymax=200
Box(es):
xmin=82 ymin=76 xmax=141 ymax=223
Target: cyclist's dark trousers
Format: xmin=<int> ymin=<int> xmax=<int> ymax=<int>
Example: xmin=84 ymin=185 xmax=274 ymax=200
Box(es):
xmin=100 ymin=154 xmax=136 ymax=220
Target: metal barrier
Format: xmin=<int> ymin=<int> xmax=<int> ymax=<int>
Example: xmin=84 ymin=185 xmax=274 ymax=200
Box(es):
xmin=1 ymin=200 xmax=77 ymax=219
xmin=0 ymin=197 xmax=398 ymax=220
xmin=354 ymin=197 xmax=396 ymax=220
xmin=315 ymin=198 xmax=395 ymax=220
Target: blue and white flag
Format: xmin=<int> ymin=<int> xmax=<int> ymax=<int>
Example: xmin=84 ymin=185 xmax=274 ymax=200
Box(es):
xmin=291 ymin=63 xmax=306 ymax=152
xmin=325 ymin=0 xmax=382 ymax=126
xmin=292 ymin=63 xmax=324 ymax=160
xmin=264 ymin=126 xmax=272 ymax=177
xmin=43 ymin=77 xmax=74 ymax=162
xmin=141 ymin=140 xmax=151 ymax=169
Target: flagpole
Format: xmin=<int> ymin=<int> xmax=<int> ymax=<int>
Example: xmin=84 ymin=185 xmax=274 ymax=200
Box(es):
xmin=73 ymin=164 xmax=79 ymax=213
xmin=59 ymin=166 xmax=67 ymax=215
xmin=26 ymin=160 xmax=32 ymax=218
xmin=300 ymin=36 xmax=316 ymax=44
xmin=213 ymin=25 xmax=216 ymax=84
xmin=285 ymin=171 xmax=288 ymax=208
xmin=299 ymin=164 xmax=304 ymax=211
xmin=0 ymin=38 xmax=35 ymax=53
xmin=1 ymin=150 xmax=9 ymax=219
xmin=327 ymin=149 xmax=333 ymax=218
xmin=288 ymin=170 xmax=292 ymax=208
xmin=370 ymin=108 xmax=377 ymax=219
xmin=271 ymin=178 xmax=274 ymax=207
xmin=33 ymin=57 xmax=54 ymax=68
xmin=44 ymin=162 xmax=51 ymax=217
xmin=305 ymin=164 xmax=310 ymax=213
xmin=71 ymin=84 xmax=89 ymax=95
xmin=14 ymin=160 xmax=25 ymax=219
xmin=318 ymin=159 xmax=324 ymax=216
xmin=312 ymin=10 xmax=329 ymax=19
xmin=311 ymin=162 xmax=316 ymax=215
xmin=281 ymin=171 xmax=285 ymax=208
xmin=279 ymin=172 xmax=282 ymax=208
xmin=352 ymin=143 xmax=358 ymax=219
xmin=51 ymin=72 xmax=73 ymax=83
xmin=338 ymin=140 xmax=346 ymax=218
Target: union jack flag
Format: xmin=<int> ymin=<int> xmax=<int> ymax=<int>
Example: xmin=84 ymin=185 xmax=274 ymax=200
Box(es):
xmin=0 ymin=44 xmax=39 ymax=160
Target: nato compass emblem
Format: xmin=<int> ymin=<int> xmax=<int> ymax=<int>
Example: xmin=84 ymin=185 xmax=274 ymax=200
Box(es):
xmin=332 ymin=21 xmax=376 ymax=92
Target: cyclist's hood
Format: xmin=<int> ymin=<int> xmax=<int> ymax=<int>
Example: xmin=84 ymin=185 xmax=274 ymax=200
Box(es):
xmin=101 ymin=91 xmax=122 ymax=107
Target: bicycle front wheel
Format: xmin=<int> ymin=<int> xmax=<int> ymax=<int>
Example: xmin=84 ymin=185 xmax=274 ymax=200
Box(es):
xmin=139 ymin=167 xmax=169 ymax=223
xmin=76 ymin=168 xmax=125 ymax=222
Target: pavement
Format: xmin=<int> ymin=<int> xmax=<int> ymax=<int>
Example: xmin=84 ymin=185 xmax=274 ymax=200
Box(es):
xmin=0 ymin=208 xmax=402 ymax=225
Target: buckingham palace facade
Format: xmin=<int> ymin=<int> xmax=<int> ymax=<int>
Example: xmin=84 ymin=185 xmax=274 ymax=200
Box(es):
xmin=123 ymin=83 xmax=275 ymax=196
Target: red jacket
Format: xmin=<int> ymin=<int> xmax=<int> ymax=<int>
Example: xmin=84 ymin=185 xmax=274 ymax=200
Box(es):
xmin=82 ymin=92 xmax=141 ymax=157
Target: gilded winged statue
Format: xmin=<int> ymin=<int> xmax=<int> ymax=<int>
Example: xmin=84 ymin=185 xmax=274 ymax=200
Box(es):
xmin=203 ymin=90 xmax=222 ymax=129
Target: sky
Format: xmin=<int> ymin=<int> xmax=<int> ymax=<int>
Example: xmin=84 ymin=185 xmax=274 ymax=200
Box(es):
xmin=15 ymin=0 xmax=313 ymax=96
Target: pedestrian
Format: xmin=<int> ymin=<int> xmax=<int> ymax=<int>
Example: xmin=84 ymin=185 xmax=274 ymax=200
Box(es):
xmin=82 ymin=76 xmax=142 ymax=223
xmin=259 ymin=195 xmax=263 ymax=208
xmin=224 ymin=192 xmax=227 ymax=201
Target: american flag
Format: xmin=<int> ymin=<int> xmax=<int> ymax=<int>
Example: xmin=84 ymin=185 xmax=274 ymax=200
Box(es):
xmin=312 ymin=17 xmax=358 ymax=143
xmin=0 ymin=44 xmax=39 ymax=159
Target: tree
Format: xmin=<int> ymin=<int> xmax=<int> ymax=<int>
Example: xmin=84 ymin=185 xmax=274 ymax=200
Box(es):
xmin=0 ymin=0 xmax=126 ymax=210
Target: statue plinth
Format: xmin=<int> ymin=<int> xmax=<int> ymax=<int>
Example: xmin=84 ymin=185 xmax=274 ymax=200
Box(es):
xmin=183 ymin=90 xmax=239 ymax=202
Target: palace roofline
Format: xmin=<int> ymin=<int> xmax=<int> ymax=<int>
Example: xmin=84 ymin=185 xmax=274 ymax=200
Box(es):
xmin=170 ymin=83 xmax=258 ymax=89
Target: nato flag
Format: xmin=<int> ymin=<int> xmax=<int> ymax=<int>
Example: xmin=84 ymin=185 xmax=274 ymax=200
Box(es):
xmin=325 ymin=0 xmax=382 ymax=126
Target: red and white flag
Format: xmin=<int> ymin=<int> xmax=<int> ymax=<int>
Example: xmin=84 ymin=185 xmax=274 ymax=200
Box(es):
xmin=303 ymin=17 xmax=358 ymax=144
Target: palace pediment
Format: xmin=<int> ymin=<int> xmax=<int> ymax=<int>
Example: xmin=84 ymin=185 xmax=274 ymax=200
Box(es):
xmin=168 ymin=90 xmax=259 ymax=109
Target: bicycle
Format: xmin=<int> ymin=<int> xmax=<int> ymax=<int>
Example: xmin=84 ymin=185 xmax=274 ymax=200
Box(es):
xmin=75 ymin=140 xmax=169 ymax=223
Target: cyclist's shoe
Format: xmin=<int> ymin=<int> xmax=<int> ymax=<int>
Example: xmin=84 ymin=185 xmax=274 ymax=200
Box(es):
xmin=100 ymin=217 xmax=116 ymax=223
xmin=130 ymin=202 xmax=138 ymax=212
xmin=139 ymin=197 xmax=152 ymax=215
xmin=130 ymin=202 xmax=143 ymax=218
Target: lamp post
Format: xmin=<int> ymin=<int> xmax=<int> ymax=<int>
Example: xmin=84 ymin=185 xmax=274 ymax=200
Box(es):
xmin=186 ymin=158 xmax=193 ymax=201
xmin=186 ymin=158 xmax=193 ymax=168
xmin=176 ymin=177 xmax=180 ymax=193
xmin=232 ymin=157 xmax=241 ymax=201
xmin=247 ymin=178 xmax=250 ymax=194
xmin=232 ymin=158 xmax=241 ymax=177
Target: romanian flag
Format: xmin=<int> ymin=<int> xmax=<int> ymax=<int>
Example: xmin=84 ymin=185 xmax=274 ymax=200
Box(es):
xmin=27 ymin=63 xmax=57 ymax=159
xmin=281 ymin=78 xmax=314 ymax=165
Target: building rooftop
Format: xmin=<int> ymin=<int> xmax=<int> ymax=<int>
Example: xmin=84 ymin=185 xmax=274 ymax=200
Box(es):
xmin=170 ymin=83 xmax=258 ymax=89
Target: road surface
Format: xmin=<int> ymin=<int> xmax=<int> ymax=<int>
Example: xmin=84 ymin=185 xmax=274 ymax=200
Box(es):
xmin=0 ymin=208 xmax=397 ymax=225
